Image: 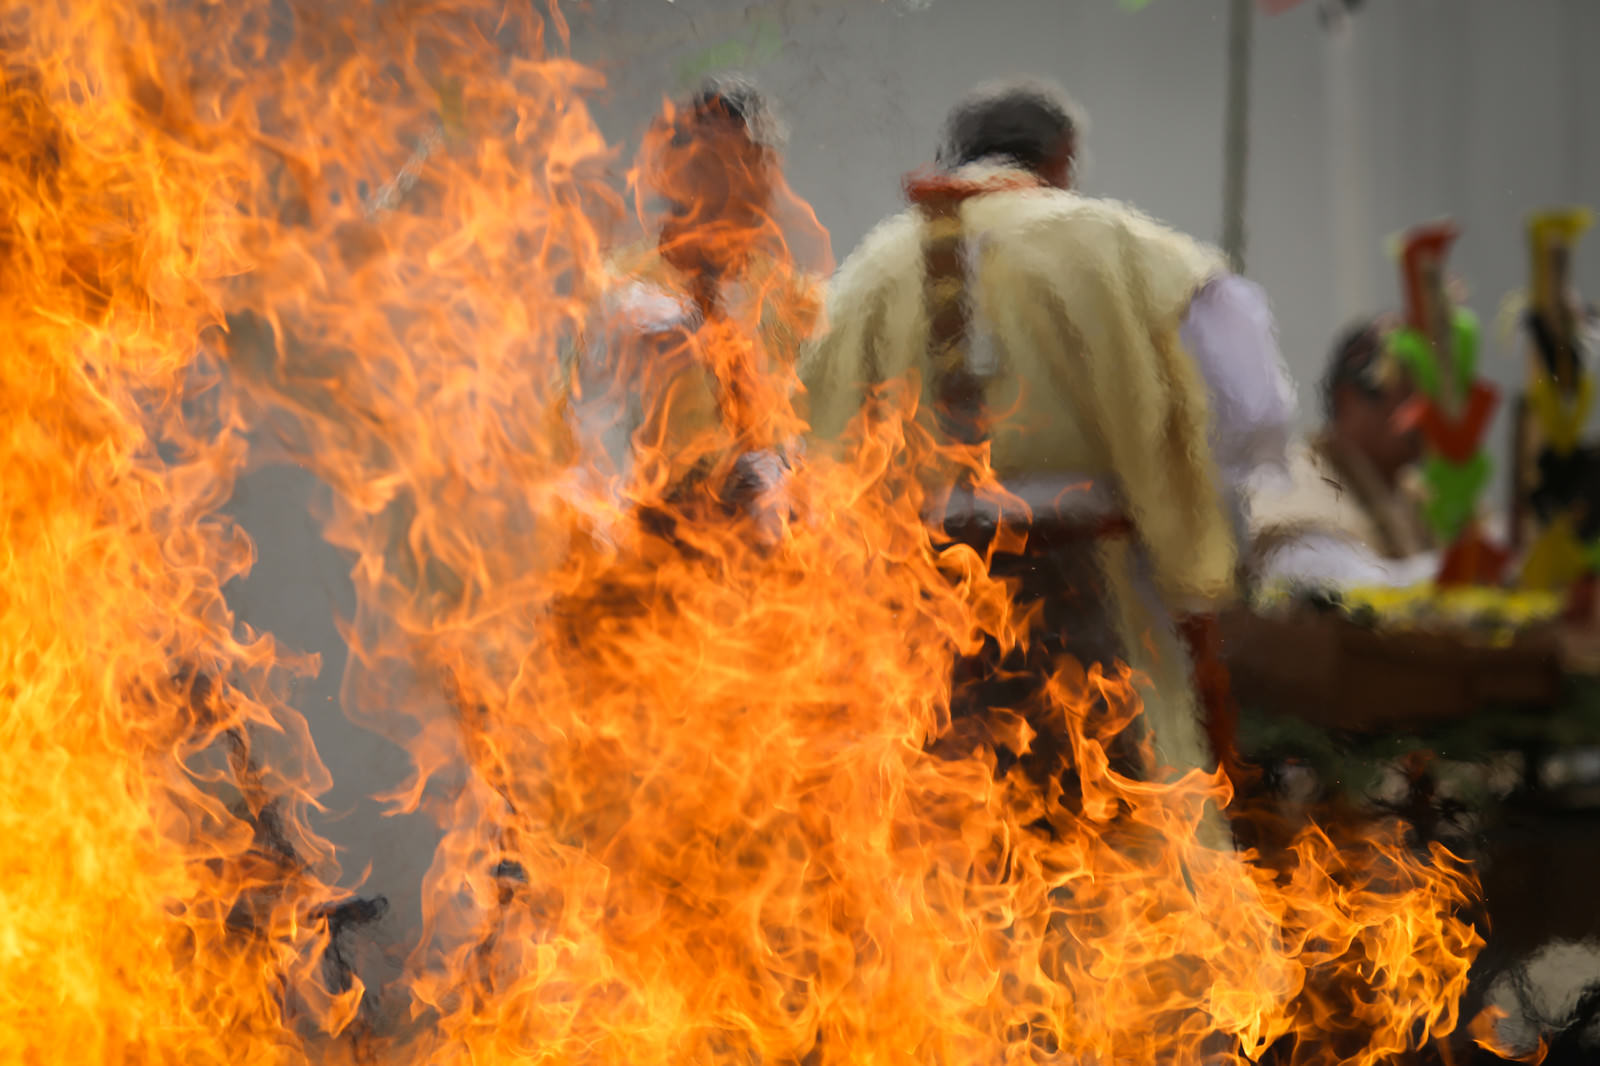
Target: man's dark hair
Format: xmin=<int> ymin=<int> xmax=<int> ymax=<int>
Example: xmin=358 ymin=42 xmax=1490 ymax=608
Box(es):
xmin=672 ymin=73 xmax=786 ymax=151
xmin=1321 ymin=318 xmax=1389 ymax=421
xmin=937 ymin=78 xmax=1083 ymax=174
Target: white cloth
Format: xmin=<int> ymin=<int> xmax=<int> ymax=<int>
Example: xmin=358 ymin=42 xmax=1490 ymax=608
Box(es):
xmin=1261 ymin=534 xmax=1439 ymax=589
xmin=1246 ymin=438 xmax=1438 ymax=592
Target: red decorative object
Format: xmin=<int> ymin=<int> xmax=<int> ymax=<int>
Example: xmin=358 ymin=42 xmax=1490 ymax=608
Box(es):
xmin=1393 ymin=380 xmax=1500 ymax=464
xmin=1435 ymin=521 xmax=1512 ymax=587
xmin=1564 ymin=574 xmax=1598 ymax=624
xmin=1401 ymin=221 xmax=1462 ymax=333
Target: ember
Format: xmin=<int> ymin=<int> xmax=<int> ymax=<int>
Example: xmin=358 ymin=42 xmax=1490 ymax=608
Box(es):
xmin=2 ymin=1 xmax=1483 ymax=1064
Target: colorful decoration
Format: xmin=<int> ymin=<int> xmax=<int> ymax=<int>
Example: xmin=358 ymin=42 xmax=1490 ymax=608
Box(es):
xmin=1515 ymin=207 xmax=1598 ymax=590
xmin=1387 ymin=221 xmax=1508 ymax=586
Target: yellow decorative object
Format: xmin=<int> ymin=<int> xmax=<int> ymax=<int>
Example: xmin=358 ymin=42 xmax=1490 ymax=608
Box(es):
xmin=1525 ymin=369 xmax=1595 ymax=455
xmin=1520 ymin=513 xmax=1592 ymax=591
xmin=1512 ymin=206 xmax=1596 ymax=564
xmin=1339 ymin=584 xmax=1561 ymax=624
xmin=1529 ymin=208 xmax=1595 ymax=318
xmin=1525 ymin=206 xmax=1592 ymax=402
xmin=1259 ymin=580 xmax=1562 ymax=647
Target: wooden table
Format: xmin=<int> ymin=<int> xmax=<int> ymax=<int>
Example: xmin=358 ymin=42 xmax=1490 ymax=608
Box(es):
xmin=1219 ymin=606 xmax=1566 ymax=734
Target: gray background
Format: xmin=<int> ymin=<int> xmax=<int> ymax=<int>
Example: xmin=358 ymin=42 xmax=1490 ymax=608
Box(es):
xmin=227 ymin=0 xmax=1600 ymax=961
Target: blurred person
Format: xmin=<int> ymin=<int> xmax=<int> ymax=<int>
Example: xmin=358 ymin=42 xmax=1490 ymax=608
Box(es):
xmin=1248 ymin=317 xmax=1438 ymax=589
xmin=800 ymin=78 xmax=1295 ymax=784
xmin=564 ymin=74 xmax=826 ymax=532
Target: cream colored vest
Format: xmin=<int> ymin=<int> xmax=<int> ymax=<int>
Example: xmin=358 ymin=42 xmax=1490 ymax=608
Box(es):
xmin=801 ymin=183 xmax=1235 ymax=607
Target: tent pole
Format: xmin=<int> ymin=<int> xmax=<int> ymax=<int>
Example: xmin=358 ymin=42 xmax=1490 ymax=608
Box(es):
xmin=1221 ymin=0 xmax=1254 ymax=274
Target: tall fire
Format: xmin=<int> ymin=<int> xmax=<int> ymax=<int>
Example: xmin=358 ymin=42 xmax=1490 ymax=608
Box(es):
xmin=3 ymin=1 xmax=1489 ymax=1064
xmin=0 ymin=2 xmax=356 ymax=1061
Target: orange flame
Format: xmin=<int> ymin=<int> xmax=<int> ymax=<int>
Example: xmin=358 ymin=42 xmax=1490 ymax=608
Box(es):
xmin=0 ymin=2 xmax=354 ymax=1061
xmin=5 ymin=0 xmax=1486 ymax=1061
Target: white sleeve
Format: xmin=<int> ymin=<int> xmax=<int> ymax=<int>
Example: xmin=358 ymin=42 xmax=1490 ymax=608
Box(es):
xmin=570 ymin=281 xmax=695 ymax=477
xmin=1179 ymin=274 xmax=1298 ymax=486
xmin=1261 ymin=532 xmax=1438 ymax=589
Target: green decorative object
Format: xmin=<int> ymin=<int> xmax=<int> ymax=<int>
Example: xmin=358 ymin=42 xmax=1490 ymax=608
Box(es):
xmin=1583 ymin=538 xmax=1600 ymax=575
xmin=1387 ymin=306 xmax=1496 ymax=547
xmin=1388 ymin=308 xmax=1481 ymax=403
xmin=677 ymin=18 xmax=783 ymax=87
xmin=1421 ymin=452 xmax=1492 ymax=543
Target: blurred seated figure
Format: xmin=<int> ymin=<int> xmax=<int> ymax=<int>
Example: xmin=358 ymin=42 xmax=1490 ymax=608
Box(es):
xmin=1248 ymin=318 xmax=1439 ymax=589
